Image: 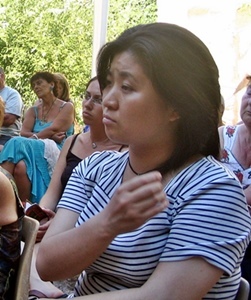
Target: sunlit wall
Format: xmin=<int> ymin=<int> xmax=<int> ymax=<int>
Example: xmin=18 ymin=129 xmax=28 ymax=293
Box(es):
xmin=157 ymin=0 xmax=251 ymax=124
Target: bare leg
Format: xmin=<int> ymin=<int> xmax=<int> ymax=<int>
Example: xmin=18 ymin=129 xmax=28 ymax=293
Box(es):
xmin=13 ymin=161 xmax=31 ymax=204
xmin=0 ymin=161 xmax=16 ymax=175
xmin=30 ymin=243 xmax=65 ymax=298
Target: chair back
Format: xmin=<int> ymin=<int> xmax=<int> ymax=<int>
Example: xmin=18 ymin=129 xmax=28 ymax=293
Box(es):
xmin=235 ymin=277 xmax=250 ymax=300
xmin=13 ymin=216 xmax=39 ymax=300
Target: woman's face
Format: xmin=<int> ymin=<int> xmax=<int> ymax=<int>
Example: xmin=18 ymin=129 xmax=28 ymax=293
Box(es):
xmin=102 ymin=51 xmax=179 ymax=147
xmin=240 ymin=83 xmax=251 ymax=126
xmin=31 ymin=78 xmax=54 ymax=99
xmin=82 ymin=79 xmax=103 ymax=126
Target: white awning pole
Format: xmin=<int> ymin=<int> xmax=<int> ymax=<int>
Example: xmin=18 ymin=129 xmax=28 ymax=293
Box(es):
xmin=92 ymin=0 xmax=109 ymax=77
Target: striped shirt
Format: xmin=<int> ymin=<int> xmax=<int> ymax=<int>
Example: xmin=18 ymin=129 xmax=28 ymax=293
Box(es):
xmin=58 ymin=151 xmax=251 ymax=299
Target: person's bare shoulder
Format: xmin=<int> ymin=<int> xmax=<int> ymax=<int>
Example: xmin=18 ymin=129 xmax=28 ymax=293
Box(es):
xmin=62 ymin=133 xmax=76 ymax=148
xmin=0 ymin=171 xmax=17 ymax=226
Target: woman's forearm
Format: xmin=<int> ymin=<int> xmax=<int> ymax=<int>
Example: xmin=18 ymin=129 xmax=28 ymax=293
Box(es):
xmin=37 ymin=210 xmax=116 ymax=281
xmin=244 ymin=186 xmax=251 ymax=205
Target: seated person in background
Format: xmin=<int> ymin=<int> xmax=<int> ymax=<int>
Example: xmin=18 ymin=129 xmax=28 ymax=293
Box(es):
xmin=0 ymin=71 xmax=74 ymax=204
xmin=219 ymin=76 xmax=251 ymax=204
xmin=219 ymin=76 xmax=251 ymax=299
xmin=0 ymin=67 xmax=23 ymax=148
xmin=54 ymin=72 xmax=72 ymax=102
xmin=28 ymin=76 xmax=126 ymax=299
xmin=38 ymin=76 xmax=126 ymax=236
xmin=53 ymin=72 xmax=75 ymax=135
xmin=0 ymin=96 xmax=24 ymax=300
xmin=34 ymin=72 xmax=72 ymax=104
xmin=34 ymin=72 xmax=75 ymax=135
xmin=37 ymin=23 xmax=251 ymax=300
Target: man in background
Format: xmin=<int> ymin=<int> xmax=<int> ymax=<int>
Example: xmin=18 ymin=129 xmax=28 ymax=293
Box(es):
xmin=0 ymin=67 xmax=23 ymax=146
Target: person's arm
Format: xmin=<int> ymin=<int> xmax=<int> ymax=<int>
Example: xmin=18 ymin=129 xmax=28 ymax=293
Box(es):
xmin=36 ymin=171 xmax=168 ymax=280
xmin=35 ymin=135 xmax=75 ymax=242
xmin=39 ymin=135 xmax=74 ymax=210
xmin=2 ymin=89 xmax=23 ymax=127
xmin=19 ymin=106 xmax=36 ymax=137
xmin=0 ymin=171 xmax=18 ymax=226
xmin=243 ymin=186 xmax=251 ymax=205
xmin=2 ymin=113 xmax=18 ymax=126
xmin=21 ymin=102 xmax=74 ymax=138
xmin=40 ymin=258 xmax=222 ymax=300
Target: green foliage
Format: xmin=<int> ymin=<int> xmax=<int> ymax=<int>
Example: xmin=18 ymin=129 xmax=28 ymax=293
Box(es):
xmin=238 ymin=3 xmax=251 ymax=14
xmin=0 ymin=0 xmax=157 ymax=127
xmin=107 ymin=0 xmax=157 ymax=41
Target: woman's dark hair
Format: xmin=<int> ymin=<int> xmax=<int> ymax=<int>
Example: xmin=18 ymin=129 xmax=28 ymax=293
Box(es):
xmin=85 ymin=76 xmax=98 ymax=90
xmin=80 ymin=76 xmax=99 ymax=100
xmin=30 ymin=71 xmax=58 ymax=97
xmin=97 ymin=22 xmax=221 ymax=173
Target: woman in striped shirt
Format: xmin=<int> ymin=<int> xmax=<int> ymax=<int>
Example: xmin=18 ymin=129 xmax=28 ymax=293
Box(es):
xmin=37 ymin=23 xmax=251 ymax=300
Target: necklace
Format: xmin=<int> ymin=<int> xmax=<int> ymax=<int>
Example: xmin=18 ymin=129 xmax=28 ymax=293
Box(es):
xmin=40 ymin=98 xmax=57 ymax=125
xmin=128 ymin=158 xmax=144 ymax=176
xmin=91 ymin=138 xmax=110 ymax=149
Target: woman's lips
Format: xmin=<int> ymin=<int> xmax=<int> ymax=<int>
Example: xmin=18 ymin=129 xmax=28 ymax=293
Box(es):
xmin=82 ymin=111 xmax=92 ymax=118
xmin=103 ymin=114 xmax=115 ymax=125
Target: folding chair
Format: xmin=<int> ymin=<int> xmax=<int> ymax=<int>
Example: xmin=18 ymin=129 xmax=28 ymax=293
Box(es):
xmin=235 ymin=277 xmax=250 ymax=300
xmin=13 ymin=216 xmax=39 ymax=300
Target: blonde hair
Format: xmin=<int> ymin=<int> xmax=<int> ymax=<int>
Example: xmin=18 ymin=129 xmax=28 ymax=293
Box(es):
xmin=0 ymin=96 xmax=4 ymax=127
xmin=54 ymin=73 xmax=70 ymax=101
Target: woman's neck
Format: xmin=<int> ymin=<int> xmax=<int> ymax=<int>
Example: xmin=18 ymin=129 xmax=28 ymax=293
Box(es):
xmin=128 ymin=142 xmax=175 ymax=176
xmin=89 ymin=133 xmax=108 ymax=143
xmin=41 ymin=94 xmax=56 ymax=106
xmin=89 ymin=123 xmax=109 ymax=143
xmin=88 ymin=124 xmax=125 ymax=150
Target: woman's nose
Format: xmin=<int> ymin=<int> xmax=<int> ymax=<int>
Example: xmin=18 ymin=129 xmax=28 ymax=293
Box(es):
xmin=84 ymin=98 xmax=94 ymax=109
xmin=102 ymin=87 xmax=117 ymax=108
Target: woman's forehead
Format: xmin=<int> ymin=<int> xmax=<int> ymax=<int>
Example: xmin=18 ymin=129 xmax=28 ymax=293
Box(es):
xmin=32 ymin=78 xmax=47 ymax=84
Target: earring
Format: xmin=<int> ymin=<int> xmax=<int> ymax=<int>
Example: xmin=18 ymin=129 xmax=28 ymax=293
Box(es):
xmin=50 ymin=86 xmax=54 ymax=93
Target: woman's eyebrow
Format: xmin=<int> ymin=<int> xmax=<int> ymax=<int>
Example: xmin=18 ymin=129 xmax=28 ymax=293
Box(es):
xmin=109 ymin=69 xmax=138 ymax=83
xmin=120 ymin=70 xmax=136 ymax=80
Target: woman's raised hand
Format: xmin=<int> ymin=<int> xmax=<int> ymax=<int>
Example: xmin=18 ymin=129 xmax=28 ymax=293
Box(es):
xmin=101 ymin=171 xmax=168 ymax=237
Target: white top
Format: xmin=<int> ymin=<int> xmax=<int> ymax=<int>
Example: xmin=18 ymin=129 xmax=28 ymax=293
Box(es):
xmin=221 ymin=125 xmax=251 ymax=188
xmin=0 ymin=85 xmax=23 ymax=136
xmin=58 ymin=151 xmax=251 ymax=299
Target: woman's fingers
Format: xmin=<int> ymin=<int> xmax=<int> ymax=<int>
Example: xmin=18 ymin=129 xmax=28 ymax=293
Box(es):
xmin=117 ymin=171 xmax=167 ymax=209
xmin=103 ymin=171 xmax=168 ymax=235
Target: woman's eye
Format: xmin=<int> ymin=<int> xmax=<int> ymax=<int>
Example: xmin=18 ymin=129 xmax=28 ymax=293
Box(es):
xmin=122 ymin=85 xmax=132 ymax=92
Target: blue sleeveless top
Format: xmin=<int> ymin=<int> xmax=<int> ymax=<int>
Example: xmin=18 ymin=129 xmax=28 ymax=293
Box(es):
xmin=33 ymin=104 xmax=74 ymax=150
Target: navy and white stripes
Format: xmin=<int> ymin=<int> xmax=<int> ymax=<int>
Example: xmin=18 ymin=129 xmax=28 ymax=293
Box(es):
xmin=58 ymin=151 xmax=251 ymax=299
